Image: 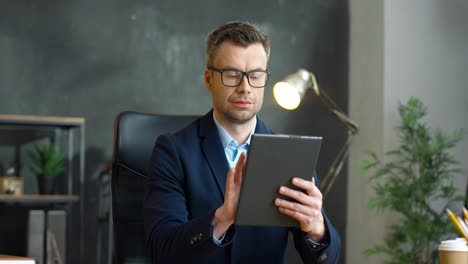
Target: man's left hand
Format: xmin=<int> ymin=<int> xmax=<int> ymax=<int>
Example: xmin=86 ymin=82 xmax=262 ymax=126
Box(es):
xmin=274 ymin=177 xmax=325 ymax=242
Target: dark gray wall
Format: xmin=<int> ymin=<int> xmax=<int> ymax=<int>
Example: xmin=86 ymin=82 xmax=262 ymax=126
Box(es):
xmin=0 ymin=0 xmax=349 ymax=263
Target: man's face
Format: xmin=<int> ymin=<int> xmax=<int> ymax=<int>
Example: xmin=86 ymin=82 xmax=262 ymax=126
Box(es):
xmin=204 ymin=41 xmax=268 ymax=125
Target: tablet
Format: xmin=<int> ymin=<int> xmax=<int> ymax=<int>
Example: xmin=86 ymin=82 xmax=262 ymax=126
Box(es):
xmin=235 ymin=133 xmax=322 ymax=227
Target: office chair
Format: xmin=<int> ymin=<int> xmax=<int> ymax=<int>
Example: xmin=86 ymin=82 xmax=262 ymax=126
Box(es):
xmin=111 ymin=111 xmax=199 ymax=264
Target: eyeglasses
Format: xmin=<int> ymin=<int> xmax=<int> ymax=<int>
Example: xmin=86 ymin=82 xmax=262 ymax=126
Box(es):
xmin=208 ymin=66 xmax=270 ymax=88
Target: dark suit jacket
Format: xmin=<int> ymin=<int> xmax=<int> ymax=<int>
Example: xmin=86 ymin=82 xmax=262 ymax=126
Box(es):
xmin=143 ymin=110 xmax=341 ymax=264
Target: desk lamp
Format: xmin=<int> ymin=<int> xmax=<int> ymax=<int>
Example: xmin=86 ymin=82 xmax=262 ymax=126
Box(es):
xmin=273 ymin=69 xmax=359 ymax=198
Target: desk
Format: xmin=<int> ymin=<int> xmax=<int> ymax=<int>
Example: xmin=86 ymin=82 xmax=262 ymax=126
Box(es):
xmin=0 ymin=195 xmax=79 ymax=264
xmin=0 ymin=254 xmax=35 ymax=263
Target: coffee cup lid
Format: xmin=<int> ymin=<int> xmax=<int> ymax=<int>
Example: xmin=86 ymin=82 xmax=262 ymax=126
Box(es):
xmin=438 ymin=238 xmax=468 ymax=252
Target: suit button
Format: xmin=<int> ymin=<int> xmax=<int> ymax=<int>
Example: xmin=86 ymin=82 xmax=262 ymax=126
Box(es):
xmin=319 ymin=253 xmax=327 ymax=262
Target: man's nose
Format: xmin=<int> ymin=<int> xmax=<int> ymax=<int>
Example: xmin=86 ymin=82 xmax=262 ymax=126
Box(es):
xmin=236 ymin=75 xmax=252 ymax=93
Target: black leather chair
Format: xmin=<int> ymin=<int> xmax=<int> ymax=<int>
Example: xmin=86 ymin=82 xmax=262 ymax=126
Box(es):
xmin=111 ymin=111 xmax=199 ymax=264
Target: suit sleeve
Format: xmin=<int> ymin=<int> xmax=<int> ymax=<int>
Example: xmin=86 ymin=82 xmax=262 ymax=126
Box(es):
xmin=143 ymin=134 xmax=234 ymax=263
xmin=291 ymin=173 xmax=341 ymax=264
xmin=291 ymin=213 xmax=341 ymax=264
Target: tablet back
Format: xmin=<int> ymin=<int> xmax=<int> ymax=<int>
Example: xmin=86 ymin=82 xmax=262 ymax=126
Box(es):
xmin=235 ymin=133 xmax=322 ymax=227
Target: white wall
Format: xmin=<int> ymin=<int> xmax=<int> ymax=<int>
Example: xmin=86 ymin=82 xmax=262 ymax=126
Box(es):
xmin=348 ymin=1 xmax=386 ymax=263
xmin=348 ymin=1 xmax=468 ymax=263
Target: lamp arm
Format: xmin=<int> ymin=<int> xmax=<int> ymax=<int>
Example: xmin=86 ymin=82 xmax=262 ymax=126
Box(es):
xmin=316 ymin=87 xmax=359 ymax=134
xmin=318 ymin=133 xmax=354 ymax=198
xmin=306 ymin=70 xmax=359 ymax=134
xmin=304 ymin=70 xmax=358 ymax=197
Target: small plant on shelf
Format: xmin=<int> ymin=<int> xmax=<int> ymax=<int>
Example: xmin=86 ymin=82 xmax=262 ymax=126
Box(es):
xmin=28 ymin=140 xmax=67 ymax=194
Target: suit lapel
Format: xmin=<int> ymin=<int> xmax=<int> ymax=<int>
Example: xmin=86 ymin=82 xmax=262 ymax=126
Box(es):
xmin=254 ymin=117 xmax=274 ymax=134
xmin=199 ymin=111 xmax=229 ymax=197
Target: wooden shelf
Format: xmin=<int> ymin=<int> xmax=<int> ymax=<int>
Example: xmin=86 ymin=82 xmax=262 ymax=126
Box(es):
xmin=0 ymin=114 xmax=86 ymax=264
xmin=0 ymin=194 xmax=79 ymax=205
xmin=0 ymin=114 xmax=84 ymax=128
xmin=0 ymin=254 xmax=35 ymax=263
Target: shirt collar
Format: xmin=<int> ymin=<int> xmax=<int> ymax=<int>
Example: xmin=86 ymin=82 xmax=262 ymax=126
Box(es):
xmin=213 ymin=112 xmax=256 ymax=148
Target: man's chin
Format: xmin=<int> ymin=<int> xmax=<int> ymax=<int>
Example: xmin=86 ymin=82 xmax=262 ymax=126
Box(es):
xmin=228 ymin=112 xmax=256 ymax=124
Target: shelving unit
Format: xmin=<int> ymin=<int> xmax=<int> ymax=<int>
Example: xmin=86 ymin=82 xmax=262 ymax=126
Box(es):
xmin=0 ymin=114 xmax=85 ymax=264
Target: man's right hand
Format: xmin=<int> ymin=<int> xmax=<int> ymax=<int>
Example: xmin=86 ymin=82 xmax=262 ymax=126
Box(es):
xmin=212 ymin=152 xmax=247 ymax=239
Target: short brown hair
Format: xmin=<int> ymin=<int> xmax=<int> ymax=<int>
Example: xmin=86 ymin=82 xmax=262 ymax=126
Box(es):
xmin=206 ymin=21 xmax=270 ymax=66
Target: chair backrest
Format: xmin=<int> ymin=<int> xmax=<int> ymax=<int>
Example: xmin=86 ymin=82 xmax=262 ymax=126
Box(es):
xmin=111 ymin=111 xmax=199 ymax=264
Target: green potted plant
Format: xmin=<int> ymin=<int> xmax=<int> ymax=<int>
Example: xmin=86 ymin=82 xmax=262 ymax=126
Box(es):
xmin=360 ymin=97 xmax=466 ymax=263
xmin=28 ymin=140 xmax=67 ymax=194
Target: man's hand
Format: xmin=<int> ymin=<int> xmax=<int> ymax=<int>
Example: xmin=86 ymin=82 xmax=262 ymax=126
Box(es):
xmin=212 ymin=152 xmax=246 ymax=239
xmin=274 ymin=177 xmax=326 ymax=242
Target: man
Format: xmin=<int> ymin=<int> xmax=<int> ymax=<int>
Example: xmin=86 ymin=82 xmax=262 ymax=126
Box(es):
xmin=143 ymin=21 xmax=341 ymax=263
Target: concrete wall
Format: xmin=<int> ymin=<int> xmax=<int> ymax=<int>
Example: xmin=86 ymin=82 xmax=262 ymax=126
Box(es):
xmin=348 ymin=1 xmax=468 ymax=263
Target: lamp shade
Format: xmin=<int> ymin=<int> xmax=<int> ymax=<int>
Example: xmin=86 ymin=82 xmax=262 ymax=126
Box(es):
xmin=273 ymin=69 xmax=312 ymax=110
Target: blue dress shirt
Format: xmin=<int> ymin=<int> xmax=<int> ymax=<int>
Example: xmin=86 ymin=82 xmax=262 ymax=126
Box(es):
xmin=212 ymin=113 xmax=256 ymax=244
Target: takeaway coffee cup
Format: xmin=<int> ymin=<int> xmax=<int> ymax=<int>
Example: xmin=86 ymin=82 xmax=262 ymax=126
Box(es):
xmin=438 ymin=238 xmax=468 ymax=264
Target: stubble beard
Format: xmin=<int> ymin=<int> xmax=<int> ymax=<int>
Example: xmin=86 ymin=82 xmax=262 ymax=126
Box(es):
xmin=224 ymin=109 xmax=257 ymax=125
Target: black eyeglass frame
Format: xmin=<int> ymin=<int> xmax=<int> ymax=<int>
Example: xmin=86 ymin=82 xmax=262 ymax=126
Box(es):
xmin=207 ymin=66 xmax=270 ymax=88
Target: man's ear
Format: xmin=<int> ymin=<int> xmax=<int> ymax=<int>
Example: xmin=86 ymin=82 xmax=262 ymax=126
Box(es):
xmin=204 ymin=69 xmax=212 ymax=91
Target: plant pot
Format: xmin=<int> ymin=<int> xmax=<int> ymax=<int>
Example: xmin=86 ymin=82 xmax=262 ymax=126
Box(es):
xmin=36 ymin=175 xmax=57 ymax=194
